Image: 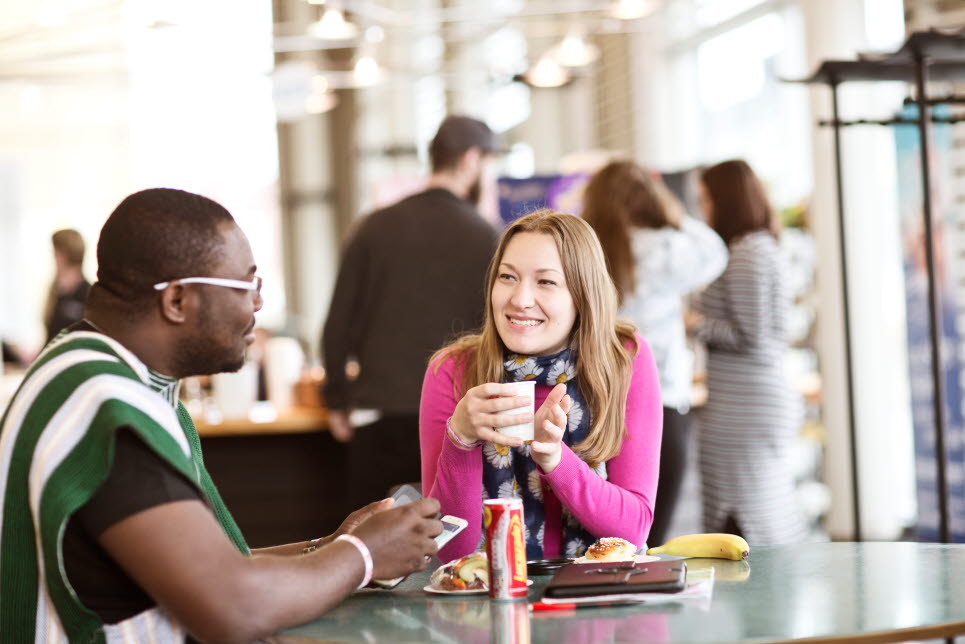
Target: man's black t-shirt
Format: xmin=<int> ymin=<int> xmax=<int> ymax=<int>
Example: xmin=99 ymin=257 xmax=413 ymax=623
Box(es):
xmin=62 ymin=429 xmax=201 ymax=623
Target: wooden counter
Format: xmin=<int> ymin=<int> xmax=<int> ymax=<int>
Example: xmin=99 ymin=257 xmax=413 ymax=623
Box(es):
xmin=194 ymin=406 xmax=347 ymax=549
xmin=194 ymin=406 xmax=328 ymax=437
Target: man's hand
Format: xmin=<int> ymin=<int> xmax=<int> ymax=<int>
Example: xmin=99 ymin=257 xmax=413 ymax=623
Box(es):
xmin=353 ymin=497 xmax=442 ymax=580
xmin=331 ymin=498 xmax=394 ymax=540
xmin=328 ymin=409 xmax=354 ymax=443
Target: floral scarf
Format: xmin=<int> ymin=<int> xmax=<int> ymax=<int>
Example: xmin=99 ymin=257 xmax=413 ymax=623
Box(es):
xmin=481 ymin=346 xmax=606 ymax=559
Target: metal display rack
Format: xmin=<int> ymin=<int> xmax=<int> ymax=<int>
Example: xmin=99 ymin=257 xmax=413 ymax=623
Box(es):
xmin=794 ymin=30 xmax=965 ymax=543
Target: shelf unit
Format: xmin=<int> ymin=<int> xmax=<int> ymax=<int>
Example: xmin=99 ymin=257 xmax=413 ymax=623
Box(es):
xmin=794 ymin=29 xmax=965 ymax=543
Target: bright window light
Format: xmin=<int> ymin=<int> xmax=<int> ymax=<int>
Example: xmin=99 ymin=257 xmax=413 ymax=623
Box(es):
xmin=864 ymin=0 xmax=905 ymax=50
xmin=695 ymin=0 xmax=765 ymax=28
xmin=128 ymin=0 xmax=285 ymax=328
xmin=697 ymin=12 xmax=783 ymax=112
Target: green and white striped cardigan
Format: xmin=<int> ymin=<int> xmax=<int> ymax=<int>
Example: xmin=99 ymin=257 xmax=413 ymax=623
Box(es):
xmin=0 ymin=331 xmax=249 ymax=643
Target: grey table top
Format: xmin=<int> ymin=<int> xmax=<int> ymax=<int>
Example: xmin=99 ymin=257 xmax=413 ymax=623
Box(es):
xmin=274 ymin=542 xmax=965 ymax=644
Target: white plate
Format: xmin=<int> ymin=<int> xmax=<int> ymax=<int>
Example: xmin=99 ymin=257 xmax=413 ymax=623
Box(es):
xmin=424 ymin=579 xmax=534 ymax=595
xmin=570 ymin=554 xmax=660 ymax=565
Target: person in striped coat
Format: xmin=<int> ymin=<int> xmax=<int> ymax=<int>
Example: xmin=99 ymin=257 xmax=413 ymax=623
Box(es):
xmin=582 ymin=160 xmax=727 ymax=547
xmin=0 ymin=188 xmax=442 ymax=643
xmin=691 ymin=160 xmax=809 ymax=545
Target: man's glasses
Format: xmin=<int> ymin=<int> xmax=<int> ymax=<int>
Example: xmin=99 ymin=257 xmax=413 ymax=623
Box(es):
xmin=153 ymin=276 xmax=263 ymax=294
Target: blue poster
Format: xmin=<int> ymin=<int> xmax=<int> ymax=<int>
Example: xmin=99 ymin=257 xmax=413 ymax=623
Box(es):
xmin=496 ymin=174 xmax=589 ymax=227
xmin=895 ymin=104 xmax=965 ymax=541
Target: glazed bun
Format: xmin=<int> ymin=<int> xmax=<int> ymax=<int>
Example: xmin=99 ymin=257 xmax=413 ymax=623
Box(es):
xmin=584 ymin=537 xmax=637 ymax=562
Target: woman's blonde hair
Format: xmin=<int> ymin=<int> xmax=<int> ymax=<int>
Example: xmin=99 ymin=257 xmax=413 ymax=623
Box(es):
xmin=582 ymin=160 xmax=685 ymax=305
xmin=433 ymin=209 xmax=638 ymax=465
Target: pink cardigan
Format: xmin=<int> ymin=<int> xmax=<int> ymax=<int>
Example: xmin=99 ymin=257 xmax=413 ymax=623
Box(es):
xmin=419 ymin=336 xmax=662 ymax=560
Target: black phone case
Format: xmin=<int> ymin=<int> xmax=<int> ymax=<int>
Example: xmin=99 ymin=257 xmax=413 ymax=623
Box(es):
xmin=543 ymin=560 xmax=687 ymax=598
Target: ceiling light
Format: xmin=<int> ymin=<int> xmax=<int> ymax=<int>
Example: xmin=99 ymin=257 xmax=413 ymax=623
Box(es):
xmin=311 ymin=75 xmax=329 ymax=93
xmin=307 ymin=8 xmax=359 ymax=41
xmin=555 ymin=29 xmax=599 ymax=67
xmin=353 ymin=55 xmax=382 ymax=87
xmin=520 ymin=56 xmax=571 ymax=88
xmin=305 ymin=91 xmax=338 ymax=114
xmin=611 ymin=0 xmax=657 ymax=20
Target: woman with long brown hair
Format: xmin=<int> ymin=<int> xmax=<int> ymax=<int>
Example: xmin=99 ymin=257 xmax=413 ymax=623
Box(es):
xmin=583 ymin=160 xmax=726 ymax=547
xmin=44 ymin=229 xmax=90 ymax=344
xmin=419 ymin=209 xmax=663 ymax=559
xmin=693 ymin=159 xmax=808 ymax=544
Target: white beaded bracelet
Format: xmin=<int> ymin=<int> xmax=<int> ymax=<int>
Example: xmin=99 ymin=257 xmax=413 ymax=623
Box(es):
xmin=335 ymin=534 xmax=374 ymax=589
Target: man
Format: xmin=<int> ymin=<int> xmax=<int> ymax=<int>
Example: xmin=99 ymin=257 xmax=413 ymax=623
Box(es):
xmin=0 ymin=188 xmax=441 ymax=643
xmin=322 ymin=115 xmax=500 ymax=506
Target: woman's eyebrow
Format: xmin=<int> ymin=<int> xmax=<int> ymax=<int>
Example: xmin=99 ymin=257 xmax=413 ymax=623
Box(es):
xmin=500 ymin=262 xmax=563 ymax=276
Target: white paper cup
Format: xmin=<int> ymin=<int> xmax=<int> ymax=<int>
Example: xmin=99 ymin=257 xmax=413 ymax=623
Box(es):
xmin=496 ymin=381 xmax=535 ymax=441
xmin=212 ymin=361 xmax=259 ymax=420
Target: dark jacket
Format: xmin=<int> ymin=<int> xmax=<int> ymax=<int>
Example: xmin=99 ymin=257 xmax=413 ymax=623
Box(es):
xmin=322 ymin=188 xmax=498 ymax=414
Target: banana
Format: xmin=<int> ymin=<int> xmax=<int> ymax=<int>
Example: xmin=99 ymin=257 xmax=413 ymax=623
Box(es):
xmin=646 ymin=533 xmax=749 ymax=561
xmin=682 ymin=558 xmax=751 ymax=582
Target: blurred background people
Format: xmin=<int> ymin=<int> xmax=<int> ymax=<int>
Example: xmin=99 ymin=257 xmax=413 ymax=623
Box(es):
xmin=321 ymin=115 xmax=499 ymax=508
xmin=420 ymin=210 xmax=662 ymax=560
xmin=1 ymin=340 xmax=29 ymax=371
xmin=691 ymin=159 xmax=808 ymax=544
xmin=583 ymin=160 xmax=726 ymax=546
xmin=44 ymin=228 xmax=90 ymax=344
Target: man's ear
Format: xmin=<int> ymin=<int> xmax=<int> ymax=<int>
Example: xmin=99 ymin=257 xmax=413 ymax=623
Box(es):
xmin=458 ymin=146 xmax=482 ymax=176
xmin=158 ymin=284 xmax=189 ymax=324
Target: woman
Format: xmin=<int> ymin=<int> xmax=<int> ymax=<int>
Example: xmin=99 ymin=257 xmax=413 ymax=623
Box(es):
xmin=420 ymin=209 xmax=662 ymax=560
xmin=692 ymin=160 xmax=808 ymax=544
xmin=583 ymin=160 xmax=726 ymax=547
xmin=44 ymin=228 xmax=91 ymax=344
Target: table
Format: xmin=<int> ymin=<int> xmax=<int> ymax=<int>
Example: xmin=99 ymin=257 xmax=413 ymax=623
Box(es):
xmin=272 ymin=542 xmax=965 ymax=643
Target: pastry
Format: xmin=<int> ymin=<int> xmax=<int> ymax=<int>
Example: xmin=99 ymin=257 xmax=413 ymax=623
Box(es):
xmin=584 ymin=537 xmax=637 ymax=562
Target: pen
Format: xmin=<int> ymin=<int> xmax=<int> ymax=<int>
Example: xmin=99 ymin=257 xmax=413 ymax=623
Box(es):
xmin=530 ymin=600 xmax=642 ymax=612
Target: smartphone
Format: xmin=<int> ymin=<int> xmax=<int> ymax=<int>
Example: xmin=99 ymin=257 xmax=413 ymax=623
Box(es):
xmin=369 ymin=514 xmax=468 ymax=589
xmin=435 ymin=515 xmax=468 ymax=548
xmin=389 ymin=483 xmax=424 ymax=508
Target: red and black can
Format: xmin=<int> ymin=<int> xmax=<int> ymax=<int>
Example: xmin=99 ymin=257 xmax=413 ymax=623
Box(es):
xmin=484 ymin=498 xmax=528 ymax=600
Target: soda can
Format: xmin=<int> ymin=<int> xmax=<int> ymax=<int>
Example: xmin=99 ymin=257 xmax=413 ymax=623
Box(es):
xmin=484 ymin=498 xmax=528 ymax=600
xmin=491 ymin=600 xmax=531 ymax=644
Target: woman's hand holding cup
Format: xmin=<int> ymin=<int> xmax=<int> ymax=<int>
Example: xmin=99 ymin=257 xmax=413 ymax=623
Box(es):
xmin=531 ymin=383 xmax=570 ymax=474
xmin=450 ymin=382 xmax=534 ymax=448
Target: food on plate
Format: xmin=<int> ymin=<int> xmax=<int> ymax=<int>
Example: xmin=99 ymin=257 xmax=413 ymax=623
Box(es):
xmin=429 ymin=552 xmax=489 ymax=591
xmin=646 ymin=533 xmax=750 ymax=561
xmin=584 ymin=537 xmax=638 ymax=562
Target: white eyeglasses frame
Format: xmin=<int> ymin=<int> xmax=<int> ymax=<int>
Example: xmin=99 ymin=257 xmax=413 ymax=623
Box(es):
xmin=152 ymin=276 xmax=263 ymax=292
